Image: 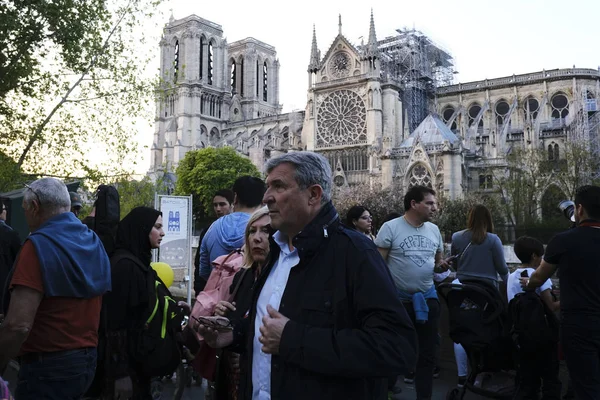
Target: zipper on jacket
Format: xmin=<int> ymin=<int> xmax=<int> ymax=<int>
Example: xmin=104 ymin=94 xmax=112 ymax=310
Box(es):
xmin=323 ymin=225 xmax=329 ymax=238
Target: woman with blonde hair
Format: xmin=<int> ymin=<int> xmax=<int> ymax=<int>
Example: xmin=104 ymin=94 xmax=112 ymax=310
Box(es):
xmin=212 ymin=206 xmax=272 ymax=400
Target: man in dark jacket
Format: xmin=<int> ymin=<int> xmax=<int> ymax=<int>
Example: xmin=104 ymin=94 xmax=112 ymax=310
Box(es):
xmin=200 ymin=152 xmax=417 ymax=400
xmin=0 ymin=201 xmax=21 ymax=307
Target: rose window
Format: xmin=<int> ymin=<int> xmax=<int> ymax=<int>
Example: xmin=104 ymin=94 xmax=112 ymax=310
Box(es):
xmin=316 ymin=90 xmax=367 ymax=147
xmin=408 ymin=164 xmax=432 ymax=188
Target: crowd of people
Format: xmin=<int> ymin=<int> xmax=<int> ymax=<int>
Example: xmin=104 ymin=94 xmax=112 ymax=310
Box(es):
xmin=0 ymin=152 xmax=599 ymax=400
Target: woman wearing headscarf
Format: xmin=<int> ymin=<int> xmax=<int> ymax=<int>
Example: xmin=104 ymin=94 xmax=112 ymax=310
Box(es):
xmin=212 ymin=206 xmax=272 ymax=400
xmin=345 ymin=205 xmax=376 ymax=241
xmin=102 ymin=206 xmax=184 ymax=400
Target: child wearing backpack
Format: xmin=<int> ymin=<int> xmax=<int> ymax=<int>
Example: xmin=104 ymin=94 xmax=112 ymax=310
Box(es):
xmin=508 ymin=236 xmax=561 ymax=400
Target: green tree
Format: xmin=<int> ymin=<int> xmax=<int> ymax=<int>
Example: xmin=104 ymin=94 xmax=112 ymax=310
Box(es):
xmin=332 ymin=183 xmax=404 ymax=233
xmin=435 ymin=194 xmax=504 ymax=242
xmin=0 ymin=0 xmax=165 ymax=178
xmin=174 ymin=147 xmax=261 ymax=216
xmin=0 ymin=151 xmax=22 ymax=192
xmin=115 ymin=176 xmax=168 ymax=219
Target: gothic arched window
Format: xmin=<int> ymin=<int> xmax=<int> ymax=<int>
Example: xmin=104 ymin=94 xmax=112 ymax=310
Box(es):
xmin=230 ymin=61 xmax=236 ymax=93
xmin=263 ymin=61 xmax=268 ymax=102
xmin=207 ymin=42 xmax=214 ymax=85
xmin=408 ymin=164 xmax=433 ymax=189
xmin=199 ymin=37 xmax=204 ymax=80
xmin=551 ymin=93 xmax=569 ymax=122
xmin=174 ymin=40 xmax=179 ymax=82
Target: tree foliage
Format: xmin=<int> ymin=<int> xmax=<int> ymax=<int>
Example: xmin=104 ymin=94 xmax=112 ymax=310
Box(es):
xmin=0 ymin=150 xmax=23 ymax=192
xmin=435 ymin=194 xmax=504 ymax=242
xmin=115 ymin=176 xmax=169 ymax=219
xmin=174 ymin=147 xmax=261 ymax=216
xmin=0 ymin=0 xmax=164 ymax=179
xmin=332 ymin=183 xmax=404 ymax=233
xmin=488 ymin=141 xmax=600 ymax=230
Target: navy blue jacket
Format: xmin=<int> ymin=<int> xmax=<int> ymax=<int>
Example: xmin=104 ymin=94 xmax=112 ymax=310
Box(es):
xmin=234 ymin=202 xmax=417 ymax=400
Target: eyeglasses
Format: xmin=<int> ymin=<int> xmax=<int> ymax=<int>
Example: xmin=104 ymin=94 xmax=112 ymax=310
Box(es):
xmin=360 ymin=215 xmax=373 ymax=220
xmin=24 ymin=183 xmax=42 ymax=206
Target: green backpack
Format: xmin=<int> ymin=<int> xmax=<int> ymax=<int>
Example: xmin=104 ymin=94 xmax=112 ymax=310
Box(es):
xmin=114 ymin=252 xmax=185 ymax=377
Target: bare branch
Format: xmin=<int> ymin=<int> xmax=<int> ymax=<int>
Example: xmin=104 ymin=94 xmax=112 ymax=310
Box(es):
xmin=17 ymin=0 xmax=136 ymax=167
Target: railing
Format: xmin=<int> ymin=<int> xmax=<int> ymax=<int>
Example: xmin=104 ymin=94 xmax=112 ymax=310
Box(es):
xmin=437 ymin=68 xmax=600 ymax=95
xmin=313 ymin=73 xmax=371 ymax=89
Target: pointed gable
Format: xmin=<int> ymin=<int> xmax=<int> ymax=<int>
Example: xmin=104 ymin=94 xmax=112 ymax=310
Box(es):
xmin=400 ymin=114 xmax=459 ymax=148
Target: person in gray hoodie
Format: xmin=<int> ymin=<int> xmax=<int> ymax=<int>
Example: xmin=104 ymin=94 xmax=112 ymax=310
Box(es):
xmin=199 ymin=176 xmax=265 ymax=281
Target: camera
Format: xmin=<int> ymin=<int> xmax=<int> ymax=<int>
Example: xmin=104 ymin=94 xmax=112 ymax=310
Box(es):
xmin=558 ymin=200 xmax=575 ymax=223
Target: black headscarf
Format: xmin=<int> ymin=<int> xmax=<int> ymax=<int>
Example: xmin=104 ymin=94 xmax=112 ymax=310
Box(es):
xmin=116 ymin=206 xmax=162 ymax=266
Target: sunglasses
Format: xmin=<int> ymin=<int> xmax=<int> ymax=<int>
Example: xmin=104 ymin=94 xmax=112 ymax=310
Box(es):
xmin=24 ymin=183 xmax=42 ymax=205
xmin=192 ymin=315 xmax=233 ymax=332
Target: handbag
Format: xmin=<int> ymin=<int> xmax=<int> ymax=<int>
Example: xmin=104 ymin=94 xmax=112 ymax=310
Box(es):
xmin=185 ymin=252 xmax=249 ymax=380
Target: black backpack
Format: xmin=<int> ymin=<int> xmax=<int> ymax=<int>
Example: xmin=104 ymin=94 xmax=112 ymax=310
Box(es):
xmin=112 ymin=252 xmax=184 ymax=378
xmin=93 ymin=185 xmax=120 ymax=256
xmin=509 ymin=290 xmax=559 ymax=350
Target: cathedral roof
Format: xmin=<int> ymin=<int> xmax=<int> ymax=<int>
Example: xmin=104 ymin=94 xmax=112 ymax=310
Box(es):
xmin=400 ymin=114 xmax=459 ymax=148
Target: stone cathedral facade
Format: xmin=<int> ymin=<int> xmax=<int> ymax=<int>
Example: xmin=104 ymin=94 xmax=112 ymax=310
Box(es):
xmin=150 ymin=13 xmax=600 ymax=211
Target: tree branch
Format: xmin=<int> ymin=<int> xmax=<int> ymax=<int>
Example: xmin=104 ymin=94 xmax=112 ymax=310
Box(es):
xmin=17 ymin=0 xmax=136 ymax=167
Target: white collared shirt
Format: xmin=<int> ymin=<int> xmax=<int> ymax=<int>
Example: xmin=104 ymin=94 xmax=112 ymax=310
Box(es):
xmin=251 ymin=230 xmax=299 ymax=400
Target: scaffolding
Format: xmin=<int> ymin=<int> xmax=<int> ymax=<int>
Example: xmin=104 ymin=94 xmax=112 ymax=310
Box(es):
xmin=567 ymin=87 xmax=600 ymax=182
xmin=375 ymin=28 xmax=455 ymax=133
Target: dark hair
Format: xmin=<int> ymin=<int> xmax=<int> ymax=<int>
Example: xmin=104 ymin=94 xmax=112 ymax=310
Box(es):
xmin=403 ymin=186 xmax=436 ymax=211
xmin=466 ymin=204 xmax=494 ymax=244
xmin=382 ymin=212 xmax=401 ymax=225
xmin=345 ymin=205 xmax=370 ymax=230
xmin=232 ymin=176 xmax=266 ymax=208
xmin=574 ymin=185 xmax=600 ymax=220
xmin=213 ymin=189 xmax=234 ymax=205
xmin=513 ymin=236 xmax=544 ymax=264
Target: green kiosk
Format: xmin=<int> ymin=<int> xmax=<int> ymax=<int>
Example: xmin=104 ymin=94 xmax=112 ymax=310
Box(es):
xmin=0 ymin=181 xmax=81 ymax=240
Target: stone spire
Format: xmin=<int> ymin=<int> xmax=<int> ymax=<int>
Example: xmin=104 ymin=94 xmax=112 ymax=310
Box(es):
xmin=338 ymin=14 xmax=342 ymax=35
xmin=308 ymin=24 xmax=320 ymax=72
xmin=364 ymin=9 xmax=379 ymax=59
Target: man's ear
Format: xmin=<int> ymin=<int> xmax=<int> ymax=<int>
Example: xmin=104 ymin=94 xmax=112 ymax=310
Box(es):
xmin=233 ymin=193 xmax=239 ymax=206
xmin=307 ymin=185 xmax=324 ymax=206
xmin=576 ymin=203 xmax=585 ymax=218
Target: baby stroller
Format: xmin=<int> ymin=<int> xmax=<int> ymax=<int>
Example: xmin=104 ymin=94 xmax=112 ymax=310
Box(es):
xmin=438 ymin=280 xmax=516 ymax=400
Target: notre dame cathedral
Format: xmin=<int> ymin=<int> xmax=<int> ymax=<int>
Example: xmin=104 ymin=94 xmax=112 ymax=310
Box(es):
xmin=150 ymin=12 xmax=600 ymax=214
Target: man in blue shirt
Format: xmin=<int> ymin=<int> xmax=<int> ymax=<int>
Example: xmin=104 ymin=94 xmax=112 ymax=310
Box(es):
xmin=198 ymin=176 xmax=265 ymax=282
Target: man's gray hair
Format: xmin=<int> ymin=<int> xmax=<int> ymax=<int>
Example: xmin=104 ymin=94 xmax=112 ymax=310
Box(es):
xmin=23 ymin=177 xmax=71 ymax=213
xmin=265 ymin=152 xmax=332 ymax=204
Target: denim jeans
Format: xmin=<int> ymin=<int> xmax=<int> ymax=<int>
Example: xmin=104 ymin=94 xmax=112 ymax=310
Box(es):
xmin=403 ymin=298 xmax=440 ymax=400
xmin=16 ymin=347 xmax=97 ymax=400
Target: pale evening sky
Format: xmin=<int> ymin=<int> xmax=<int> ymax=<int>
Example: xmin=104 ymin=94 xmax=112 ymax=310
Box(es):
xmin=164 ymin=0 xmax=599 ymax=112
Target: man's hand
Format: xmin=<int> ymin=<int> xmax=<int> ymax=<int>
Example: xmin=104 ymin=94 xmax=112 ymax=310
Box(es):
xmin=258 ymin=304 xmax=290 ymax=355
xmin=197 ymin=321 xmax=234 ymax=348
xmin=434 ymin=258 xmax=450 ymax=273
xmin=214 ymin=301 xmax=236 ymax=317
xmin=177 ymin=301 xmax=191 ymax=316
xmin=114 ymin=376 xmax=133 ymax=399
xmin=519 ymin=277 xmax=534 ymax=291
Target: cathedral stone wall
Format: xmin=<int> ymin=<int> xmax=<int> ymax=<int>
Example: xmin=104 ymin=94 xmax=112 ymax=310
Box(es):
xmin=150 ymin=14 xmax=600 ymax=212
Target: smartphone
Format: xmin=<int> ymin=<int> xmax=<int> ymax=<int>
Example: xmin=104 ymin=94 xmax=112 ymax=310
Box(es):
xmin=520 ymin=270 xmax=529 ymax=278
